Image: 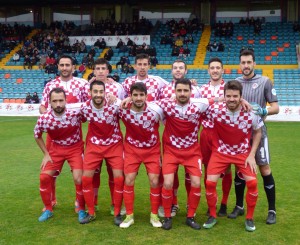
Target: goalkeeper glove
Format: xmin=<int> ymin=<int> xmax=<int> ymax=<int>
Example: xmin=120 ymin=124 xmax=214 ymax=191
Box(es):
xmin=250 ymin=102 xmax=268 ymax=116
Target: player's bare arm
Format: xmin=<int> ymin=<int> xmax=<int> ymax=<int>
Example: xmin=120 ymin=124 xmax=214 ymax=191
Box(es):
xmin=35 ymin=137 xmax=53 ymax=170
xmin=39 ymin=105 xmax=47 ymax=114
xmin=245 ymin=127 xmax=262 ymax=174
xmin=120 ymin=97 xmax=132 ymax=108
xmin=267 ymin=101 xmax=279 ymax=116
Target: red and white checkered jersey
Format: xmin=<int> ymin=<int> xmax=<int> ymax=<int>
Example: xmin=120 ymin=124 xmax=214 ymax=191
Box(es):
xmin=200 ymin=80 xmax=225 ymax=128
xmin=206 ymin=102 xmax=264 ymax=155
xmin=80 ymin=99 xmax=123 ymax=146
xmin=41 ymin=77 xmax=89 ymax=109
xmin=160 ymin=80 xmax=201 ymax=99
xmin=122 ymin=75 xmax=169 ymax=101
xmin=105 ymin=82 xmax=126 ymax=99
xmin=34 ymin=109 xmax=82 ymax=146
xmin=119 ymin=102 xmax=164 ymax=148
xmin=158 ymin=98 xmax=209 ymax=149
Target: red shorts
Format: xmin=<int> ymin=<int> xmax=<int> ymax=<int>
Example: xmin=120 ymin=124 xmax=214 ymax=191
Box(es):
xmin=162 ymin=143 xmax=202 ymax=177
xmin=83 ymin=140 xmax=124 ymax=171
xmin=207 ymin=151 xmax=257 ymax=178
xmin=123 ymin=141 xmax=161 ymax=174
xmin=200 ymin=127 xmax=213 ymax=165
xmin=44 ymin=140 xmax=84 ymax=172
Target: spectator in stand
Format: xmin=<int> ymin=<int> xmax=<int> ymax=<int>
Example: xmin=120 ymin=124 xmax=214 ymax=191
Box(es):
xmin=23 ymin=55 xmax=32 ymax=69
xmin=94 ymin=39 xmax=101 ymax=49
xmin=150 ymin=56 xmax=158 ymax=69
xmin=32 ymin=92 xmax=40 ymax=104
xmin=175 ymin=38 xmax=184 ymax=47
xmin=210 ymin=41 xmax=219 ymax=52
xmin=104 ymin=47 xmax=114 ymax=61
xmin=79 ymin=63 xmax=86 ymax=74
xmin=86 ymin=54 xmax=95 ymax=69
xmin=184 ymin=45 xmax=191 ymax=57
xmin=25 ymin=92 xmax=32 ymax=103
xmin=116 ymin=39 xmax=125 ymax=49
xmin=88 ymin=47 xmax=96 ymax=58
xmin=12 ymin=52 xmax=20 ymax=63
xmin=178 ymin=46 xmax=185 ymax=58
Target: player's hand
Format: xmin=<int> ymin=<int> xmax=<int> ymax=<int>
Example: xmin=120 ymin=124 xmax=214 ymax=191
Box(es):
xmin=41 ymin=153 xmax=53 ymax=171
xmin=107 ymin=77 xmax=116 ymax=84
xmin=106 ymin=93 xmax=117 ymax=105
xmin=250 ymin=102 xmax=268 ymax=116
xmin=240 ymin=98 xmax=251 ymax=112
xmin=190 ymin=79 xmax=198 ymax=86
xmin=88 ymin=76 xmax=96 ymax=84
xmin=245 ymin=155 xmax=257 ymax=174
xmin=120 ymin=97 xmax=131 ymax=109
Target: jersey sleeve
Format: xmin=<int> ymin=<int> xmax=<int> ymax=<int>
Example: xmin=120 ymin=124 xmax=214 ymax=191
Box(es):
xmin=33 ymin=117 xmax=45 ymax=138
xmin=148 ymin=102 xmax=165 ymax=122
xmin=190 ymin=98 xmax=210 ymax=112
xmin=40 ymin=82 xmax=52 ymax=108
xmin=264 ymin=79 xmax=278 ymax=104
xmin=251 ymin=113 xmax=264 ymax=130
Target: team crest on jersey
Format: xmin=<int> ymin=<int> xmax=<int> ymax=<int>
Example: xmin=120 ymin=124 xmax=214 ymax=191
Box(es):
xmin=271 ymin=88 xmax=277 ymax=96
xmin=143 ymin=121 xmax=151 ymax=128
xmin=73 ymin=88 xmax=80 ymax=96
xmin=106 ymin=116 xmax=114 ymax=124
xmin=148 ymin=86 xmax=155 ymax=94
xmin=238 ymin=121 xmax=247 ymax=129
xmin=71 ymin=117 xmax=77 ymax=126
xmin=252 ymin=83 xmax=258 ymax=89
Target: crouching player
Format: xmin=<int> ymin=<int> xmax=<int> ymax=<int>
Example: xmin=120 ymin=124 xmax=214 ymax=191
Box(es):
xmin=34 ymin=87 xmax=86 ymax=222
xmin=203 ymin=80 xmax=263 ymax=232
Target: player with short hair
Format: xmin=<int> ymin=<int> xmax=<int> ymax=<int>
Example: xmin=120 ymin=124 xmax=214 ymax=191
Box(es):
xmin=34 ymin=87 xmax=86 ymax=222
xmin=159 ymin=59 xmax=201 ymax=217
xmin=228 ymin=50 xmax=279 ymax=225
xmin=79 ymin=80 xmax=124 ymax=225
xmin=203 ymin=80 xmax=263 ymax=232
xmin=118 ymin=82 xmax=164 ymax=228
xmin=199 ymin=57 xmax=232 ymax=216
xmin=39 ymin=54 xmax=89 ymax=212
xmin=159 ymin=78 xmax=213 ymax=230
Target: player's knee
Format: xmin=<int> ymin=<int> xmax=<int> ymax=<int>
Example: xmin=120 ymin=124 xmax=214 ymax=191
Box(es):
xmin=246 ymin=178 xmax=258 ymax=192
xmin=40 ymin=173 xmax=52 ymax=185
xmin=259 ymin=165 xmax=271 ymax=176
xmin=82 ymin=175 xmax=93 ymax=187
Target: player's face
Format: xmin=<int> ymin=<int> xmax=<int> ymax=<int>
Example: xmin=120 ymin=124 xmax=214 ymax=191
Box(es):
xmin=208 ymin=61 xmax=223 ymax=82
xmin=225 ymin=89 xmax=242 ymax=112
xmin=175 ymin=83 xmax=191 ymax=106
xmin=50 ymin=92 xmax=66 ymax=115
xmin=172 ymin=62 xmax=187 ymax=81
xmin=135 ymin=58 xmax=150 ymax=79
xmin=94 ymin=64 xmax=109 ymax=81
xmin=91 ymin=84 xmax=105 ymax=108
xmin=58 ymin=58 xmax=74 ymax=79
xmin=131 ymin=89 xmax=147 ymax=110
xmin=240 ymin=55 xmax=255 ymax=78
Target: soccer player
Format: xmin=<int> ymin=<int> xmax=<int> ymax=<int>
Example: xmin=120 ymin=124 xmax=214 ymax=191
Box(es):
xmin=159 ymin=60 xmax=201 ymax=217
xmin=39 ymin=54 xmax=89 ymax=211
xmin=122 ymin=53 xmax=169 ymax=101
xmin=79 ymin=80 xmax=124 ymax=225
xmin=199 ymin=57 xmax=232 ymax=216
xmin=118 ymin=82 xmax=164 ymax=228
xmin=203 ymin=80 xmax=263 ymax=232
xmin=228 ymin=50 xmax=279 ymax=225
xmin=159 ymin=78 xmax=212 ymax=230
xmin=89 ymin=58 xmax=126 ymax=215
xmin=34 ymin=87 xmax=86 ymax=222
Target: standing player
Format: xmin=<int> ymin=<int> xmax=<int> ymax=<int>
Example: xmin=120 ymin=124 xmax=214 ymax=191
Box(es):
xmin=79 ymin=81 xmax=124 ymax=225
xmin=228 ymin=50 xmax=279 ymax=225
xmin=159 ymin=60 xmax=201 ymax=217
xmin=122 ymin=53 xmax=169 ymax=102
xmin=203 ymin=80 xmax=263 ymax=232
xmin=88 ymin=58 xmax=126 ymax=215
xmin=199 ymin=57 xmax=232 ymax=216
xmin=34 ymin=88 xmax=86 ymax=222
xmin=118 ymin=82 xmax=164 ymax=228
xmin=159 ymin=78 xmax=213 ymax=230
xmin=39 ymin=54 xmax=89 ymax=212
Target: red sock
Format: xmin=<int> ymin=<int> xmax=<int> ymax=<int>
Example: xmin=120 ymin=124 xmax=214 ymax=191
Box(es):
xmin=93 ymin=171 xmax=100 ymax=206
xmin=185 ymin=172 xmax=191 ymax=201
xmin=40 ymin=173 xmax=53 ymax=211
xmin=113 ymin=176 xmax=124 ymax=216
xmin=51 ymin=176 xmax=57 ymax=203
xmin=123 ymin=185 xmax=134 ymax=215
xmin=246 ymin=179 xmax=258 ymax=219
xmin=187 ymin=186 xmax=201 ymax=217
xmin=150 ymin=187 xmax=161 ymax=214
xmin=162 ymin=187 xmax=173 ymax=218
xmin=158 ymin=172 xmax=164 ymax=206
xmin=205 ymin=180 xmax=217 ymax=218
xmin=82 ymin=176 xmax=95 ymax=215
xmin=107 ymin=166 xmax=114 ymax=206
xmin=75 ymin=183 xmax=85 ymax=211
xmin=172 ymin=170 xmax=179 ymax=206
xmin=221 ymin=172 xmax=232 ymax=205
